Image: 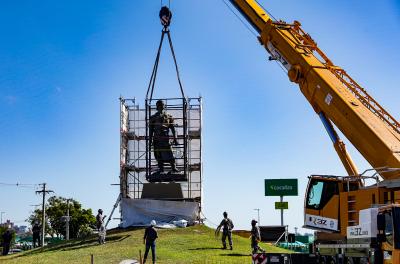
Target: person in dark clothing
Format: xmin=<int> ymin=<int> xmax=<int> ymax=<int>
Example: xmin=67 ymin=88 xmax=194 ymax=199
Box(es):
xmin=143 ymin=220 xmax=158 ymax=264
xmin=216 ymin=211 xmax=234 ymax=250
xmin=2 ymin=228 xmax=13 ymax=256
xmin=251 ymin=219 xmax=264 ymax=254
xmin=96 ymin=209 xmax=107 ymax=244
xmin=32 ymin=222 xmax=41 ymax=248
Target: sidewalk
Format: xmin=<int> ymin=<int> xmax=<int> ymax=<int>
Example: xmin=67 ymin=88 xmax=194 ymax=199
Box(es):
xmin=119 ymin=259 xmax=139 ymax=264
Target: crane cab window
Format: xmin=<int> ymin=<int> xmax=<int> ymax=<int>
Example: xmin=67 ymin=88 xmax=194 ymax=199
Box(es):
xmin=385 ymin=212 xmax=394 ymax=246
xmin=306 ymin=179 xmax=338 ymax=210
xmin=393 ymin=207 xmax=400 ymax=249
xmin=343 ymin=182 xmax=359 ymax=192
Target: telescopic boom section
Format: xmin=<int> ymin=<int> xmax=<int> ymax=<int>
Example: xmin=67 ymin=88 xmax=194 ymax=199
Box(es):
xmin=229 ymin=0 xmax=400 ymax=179
xmin=228 ymin=0 xmax=271 ymax=33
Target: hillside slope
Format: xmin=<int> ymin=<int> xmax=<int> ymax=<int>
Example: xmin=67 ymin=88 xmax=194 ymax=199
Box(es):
xmin=0 ymin=225 xmax=291 ymax=264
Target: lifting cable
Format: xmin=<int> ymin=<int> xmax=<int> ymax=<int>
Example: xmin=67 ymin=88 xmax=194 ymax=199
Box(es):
xmin=160 ymin=0 xmax=171 ymax=9
xmin=146 ymin=5 xmax=186 ymax=101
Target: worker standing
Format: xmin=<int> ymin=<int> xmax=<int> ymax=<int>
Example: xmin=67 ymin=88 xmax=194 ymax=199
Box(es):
xmin=143 ymin=220 xmax=158 ymax=264
xmin=1 ymin=228 xmax=13 ymax=256
xmin=251 ymin=219 xmax=264 ymax=254
xmin=96 ymin=209 xmax=107 ymax=244
xmin=216 ymin=212 xmax=234 ymax=250
xmin=32 ymin=222 xmax=41 ymax=248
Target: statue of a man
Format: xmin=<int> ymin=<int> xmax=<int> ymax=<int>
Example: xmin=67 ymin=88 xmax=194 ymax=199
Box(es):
xmin=149 ymin=100 xmax=179 ymax=173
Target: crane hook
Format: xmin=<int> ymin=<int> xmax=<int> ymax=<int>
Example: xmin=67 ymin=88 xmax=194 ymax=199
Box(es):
xmin=159 ymin=6 xmax=172 ymax=28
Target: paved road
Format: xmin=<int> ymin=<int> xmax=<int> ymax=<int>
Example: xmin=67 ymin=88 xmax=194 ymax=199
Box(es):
xmin=119 ymin=259 xmax=139 ymax=264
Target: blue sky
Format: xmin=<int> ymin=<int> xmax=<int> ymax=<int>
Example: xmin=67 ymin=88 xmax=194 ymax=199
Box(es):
xmin=0 ymin=1 xmax=399 ymax=232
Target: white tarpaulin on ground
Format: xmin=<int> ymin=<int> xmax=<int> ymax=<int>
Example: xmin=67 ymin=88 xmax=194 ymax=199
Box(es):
xmin=120 ymin=198 xmax=199 ymax=228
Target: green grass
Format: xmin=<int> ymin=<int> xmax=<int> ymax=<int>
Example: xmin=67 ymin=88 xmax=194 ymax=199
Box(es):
xmin=0 ymin=225 xmax=291 ymax=264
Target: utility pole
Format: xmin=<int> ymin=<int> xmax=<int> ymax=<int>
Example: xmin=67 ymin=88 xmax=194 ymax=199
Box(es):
xmin=280 ymin=195 xmax=284 ymax=226
xmin=253 ymin=208 xmax=260 ymax=225
xmin=36 ymin=183 xmax=53 ymax=247
xmin=66 ymin=199 xmax=70 ymax=240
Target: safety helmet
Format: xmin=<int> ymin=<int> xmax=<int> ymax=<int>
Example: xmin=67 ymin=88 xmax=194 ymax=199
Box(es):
xmin=150 ymin=220 xmax=157 ymax=226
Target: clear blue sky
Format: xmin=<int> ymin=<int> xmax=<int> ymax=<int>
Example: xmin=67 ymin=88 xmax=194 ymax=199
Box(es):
xmin=0 ymin=1 xmax=399 ymax=232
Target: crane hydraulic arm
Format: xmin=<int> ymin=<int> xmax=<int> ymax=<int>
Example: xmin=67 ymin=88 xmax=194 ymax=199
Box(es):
xmin=229 ymin=0 xmax=400 ymax=180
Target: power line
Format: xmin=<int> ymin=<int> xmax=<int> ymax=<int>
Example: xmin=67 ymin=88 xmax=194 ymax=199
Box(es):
xmin=0 ymin=182 xmax=40 ymax=190
xmin=0 ymin=182 xmax=39 ymax=186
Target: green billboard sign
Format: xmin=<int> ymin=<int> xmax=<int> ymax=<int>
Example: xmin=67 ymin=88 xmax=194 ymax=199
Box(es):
xmin=265 ymin=179 xmax=298 ymax=196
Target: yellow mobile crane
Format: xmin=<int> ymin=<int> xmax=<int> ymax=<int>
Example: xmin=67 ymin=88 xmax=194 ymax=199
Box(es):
xmin=228 ymin=0 xmax=400 ymax=263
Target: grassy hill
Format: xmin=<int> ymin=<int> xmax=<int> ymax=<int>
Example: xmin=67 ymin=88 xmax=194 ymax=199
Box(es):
xmin=0 ymin=225 xmax=291 ymax=264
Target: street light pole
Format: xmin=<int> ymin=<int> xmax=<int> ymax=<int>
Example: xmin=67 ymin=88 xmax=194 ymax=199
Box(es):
xmin=253 ymin=208 xmax=260 ymax=225
xmin=280 ymin=196 xmax=284 ymax=226
xmin=0 ymin=212 xmax=4 ymax=224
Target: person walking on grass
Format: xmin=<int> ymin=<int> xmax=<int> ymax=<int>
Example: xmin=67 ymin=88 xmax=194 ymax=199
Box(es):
xmin=251 ymin=219 xmax=264 ymax=254
xmin=216 ymin=211 xmax=234 ymax=250
xmin=143 ymin=220 xmax=158 ymax=264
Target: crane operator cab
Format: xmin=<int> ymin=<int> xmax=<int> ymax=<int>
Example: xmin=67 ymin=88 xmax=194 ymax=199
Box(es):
xmin=304 ymin=175 xmax=361 ymax=235
xmin=304 ymin=176 xmax=343 ymax=233
xmin=304 ymin=173 xmax=400 ymax=237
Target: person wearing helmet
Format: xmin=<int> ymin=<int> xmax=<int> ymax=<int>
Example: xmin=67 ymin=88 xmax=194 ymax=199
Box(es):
xmin=96 ymin=209 xmax=107 ymax=244
xmin=216 ymin=211 xmax=234 ymax=250
xmin=251 ymin=219 xmax=264 ymax=254
xmin=149 ymin=100 xmax=179 ymax=173
xmin=143 ymin=220 xmax=158 ymax=264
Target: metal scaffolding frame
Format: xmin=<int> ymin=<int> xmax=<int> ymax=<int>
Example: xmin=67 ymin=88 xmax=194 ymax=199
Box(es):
xmin=145 ymin=97 xmax=188 ymax=180
xmin=119 ymin=97 xmax=202 ymax=203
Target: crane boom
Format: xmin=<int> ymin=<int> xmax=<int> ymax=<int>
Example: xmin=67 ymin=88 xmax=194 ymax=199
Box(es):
xmin=229 ymin=0 xmax=400 ymax=179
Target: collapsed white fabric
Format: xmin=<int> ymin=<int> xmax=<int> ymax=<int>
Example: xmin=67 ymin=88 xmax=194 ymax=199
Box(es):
xmin=172 ymin=219 xmax=188 ymax=228
xmin=120 ymin=198 xmax=200 ymax=228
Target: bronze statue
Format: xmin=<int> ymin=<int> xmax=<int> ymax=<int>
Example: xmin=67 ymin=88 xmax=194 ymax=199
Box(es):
xmin=149 ymin=100 xmax=179 ymax=173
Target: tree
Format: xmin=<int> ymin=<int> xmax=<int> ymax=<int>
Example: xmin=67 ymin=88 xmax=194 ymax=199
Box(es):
xmin=27 ymin=196 xmax=96 ymax=239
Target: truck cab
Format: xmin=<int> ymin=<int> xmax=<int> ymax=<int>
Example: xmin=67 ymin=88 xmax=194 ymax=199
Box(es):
xmin=377 ymin=205 xmax=400 ymax=264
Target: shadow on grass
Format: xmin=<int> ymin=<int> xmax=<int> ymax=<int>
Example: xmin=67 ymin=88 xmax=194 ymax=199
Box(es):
xmin=4 ymin=234 xmax=131 ymax=260
xmin=220 ymin=253 xmax=250 ymax=257
xmin=188 ymin=247 xmax=222 ymax=250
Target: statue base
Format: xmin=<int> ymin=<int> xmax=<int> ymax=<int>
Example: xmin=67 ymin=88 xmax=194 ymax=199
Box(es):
xmin=147 ymin=171 xmax=187 ymax=182
xmin=141 ymin=182 xmax=184 ymax=199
